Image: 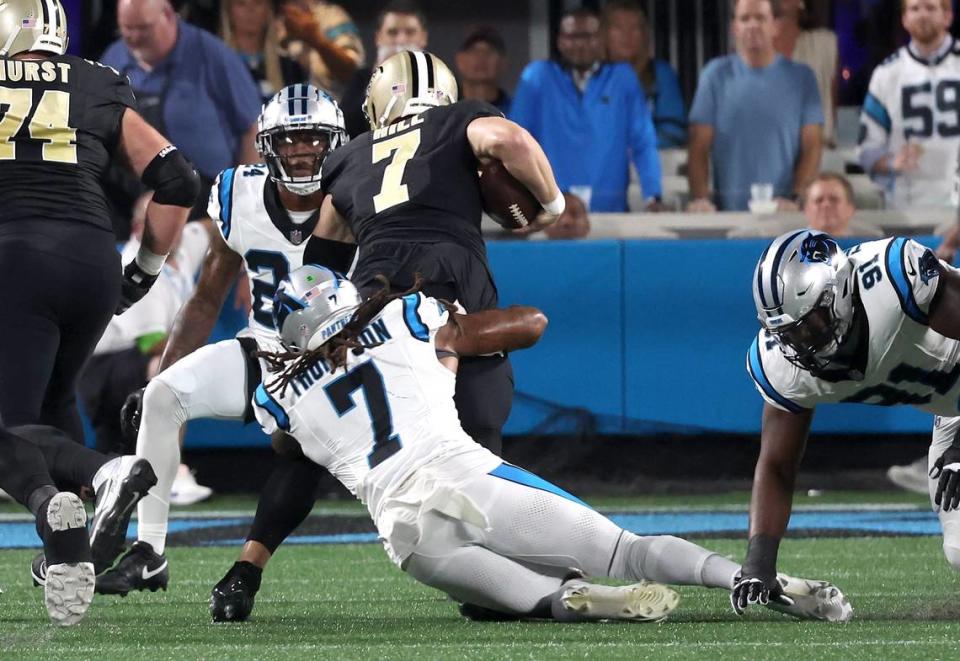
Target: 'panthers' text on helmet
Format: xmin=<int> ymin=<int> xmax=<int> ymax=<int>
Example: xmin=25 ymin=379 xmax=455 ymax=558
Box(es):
xmin=753 ymin=230 xmax=855 ymax=371
xmin=256 ymin=84 xmax=347 ymax=196
xmin=363 ymin=50 xmax=458 ymax=130
xmin=273 ymin=265 xmax=361 ymax=352
xmin=0 ymin=0 xmax=69 ymax=57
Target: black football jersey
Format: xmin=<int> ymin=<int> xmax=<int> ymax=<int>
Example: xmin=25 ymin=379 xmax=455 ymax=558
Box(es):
xmin=321 ymin=100 xmax=501 ymax=261
xmin=0 ymin=55 xmax=137 ymax=232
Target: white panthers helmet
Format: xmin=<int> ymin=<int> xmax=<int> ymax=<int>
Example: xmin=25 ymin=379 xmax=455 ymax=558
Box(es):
xmin=256 ymin=84 xmax=347 ymax=196
xmin=753 ymin=230 xmax=855 ymax=371
xmin=273 ymin=265 xmax=361 ymax=352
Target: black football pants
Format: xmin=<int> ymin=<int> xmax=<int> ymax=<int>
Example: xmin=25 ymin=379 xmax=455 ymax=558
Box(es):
xmin=0 ymin=222 xmax=119 ymax=442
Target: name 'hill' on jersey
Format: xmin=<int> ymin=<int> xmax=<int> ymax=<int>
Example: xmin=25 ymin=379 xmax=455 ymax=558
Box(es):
xmin=0 ymin=56 xmax=136 ymax=231
xmin=320 ymin=100 xmax=502 ymax=262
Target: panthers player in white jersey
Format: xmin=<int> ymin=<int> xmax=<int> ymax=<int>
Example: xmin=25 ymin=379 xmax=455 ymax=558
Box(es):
xmin=237 ymin=265 xmax=853 ymax=624
xmin=94 ymin=85 xmax=354 ymax=595
xmin=734 ymin=229 xmax=960 ymax=615
xmin=858 ymin=0 xmax=960 ymax=209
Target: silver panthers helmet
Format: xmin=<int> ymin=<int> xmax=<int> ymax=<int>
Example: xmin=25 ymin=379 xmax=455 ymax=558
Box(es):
xmin=753 ymin=230 xmax=855 ymax=371
xmin=273 ymin=265 xmax=361 ymax=352
xmin=256 ymin=84 xmax=347 ymax=196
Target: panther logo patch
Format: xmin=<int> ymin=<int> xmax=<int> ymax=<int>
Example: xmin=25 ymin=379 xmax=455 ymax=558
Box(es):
xmin=798 ymin=234 xmax=835 ymax=264
xmin=918 ymin=249 xmax=939 ymax=285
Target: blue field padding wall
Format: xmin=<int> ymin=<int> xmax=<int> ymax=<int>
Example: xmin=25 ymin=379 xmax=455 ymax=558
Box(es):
xmin=169 ymin=236 xmax=939 ymax=448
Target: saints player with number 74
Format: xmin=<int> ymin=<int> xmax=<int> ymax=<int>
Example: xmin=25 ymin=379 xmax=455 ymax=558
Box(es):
xmin=735 ymin=229 xmax=960 ymax=615
xmin=95 ymin=84 xmax=354 ymax=596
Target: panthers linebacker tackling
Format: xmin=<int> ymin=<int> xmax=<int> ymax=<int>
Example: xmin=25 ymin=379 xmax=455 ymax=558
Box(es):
xmin=735 ymin=230 xmax=960 ymax=614
xmin=95 ymin=85 xmax=353 ymax=595
xmin=244 ymin=265 xmax=851 ymax=624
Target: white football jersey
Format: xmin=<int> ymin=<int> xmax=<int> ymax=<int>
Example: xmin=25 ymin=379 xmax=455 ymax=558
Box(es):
xmin=207 ymin=164 xmax=318 ymax=347
xmin=747 ymin=237 xmax=960 ymax=416
xmin=858 ymin=39 xmax=960 ymax=209
xmin=253 ymin=293 xmax=498 ymax=520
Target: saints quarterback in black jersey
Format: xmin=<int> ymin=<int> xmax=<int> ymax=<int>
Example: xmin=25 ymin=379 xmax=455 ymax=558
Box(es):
xmin=208 ymin=50 xmax=564 ymax=622
xmin=0 ymin=0 xmax=200 ymax=625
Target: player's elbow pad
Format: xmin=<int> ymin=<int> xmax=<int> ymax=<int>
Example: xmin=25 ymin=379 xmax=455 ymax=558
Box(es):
xmin=141 ymin=146 xmax=202 ymax=208
xmin=304 ymin=236 xmax=357 ymax=273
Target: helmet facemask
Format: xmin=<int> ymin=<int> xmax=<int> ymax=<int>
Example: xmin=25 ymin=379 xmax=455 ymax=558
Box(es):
xmin=257 ymin=126 xmax=341 ymax=196
xmin=768 ymin=290 xmax=851 ymax=372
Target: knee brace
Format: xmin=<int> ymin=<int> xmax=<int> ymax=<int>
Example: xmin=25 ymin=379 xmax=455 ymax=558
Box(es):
xmin=142 ymin=146 xmax=202 ymax=208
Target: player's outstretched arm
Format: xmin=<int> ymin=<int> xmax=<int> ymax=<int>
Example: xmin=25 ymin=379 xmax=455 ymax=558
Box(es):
xmin=466 ymin=117 xmax=563 ymax=232
xmin=436 ymin=306 xmax=548 ymax=366
xmin=157 ymin=225 xmax=244 ymax=373
xmin=733 ymin=403 xmax=814 ymax=615
xmin=116 ymin=109 xmax=202 ymax=313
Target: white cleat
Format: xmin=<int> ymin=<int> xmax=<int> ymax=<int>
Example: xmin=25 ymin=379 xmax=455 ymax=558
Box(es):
xmin=169 ymin=464 xmax=213 ymax=506
xmin=767 ymin=574 xmax=854 ymax=622
xmin=558 ymin=580 xmax=680 ymax=622
xmin=43 ymin=493 xmax=95 ymax=626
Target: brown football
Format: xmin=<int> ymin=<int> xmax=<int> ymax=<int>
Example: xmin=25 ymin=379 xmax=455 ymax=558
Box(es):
xmin=478 ymin=159 xmax=540 ymax=230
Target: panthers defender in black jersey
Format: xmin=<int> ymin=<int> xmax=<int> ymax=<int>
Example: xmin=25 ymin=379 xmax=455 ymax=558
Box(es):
xmin=207 ymin=51 xmax=563 ymax=623
xmin=0 ymin=0 xmax=200 ymax=625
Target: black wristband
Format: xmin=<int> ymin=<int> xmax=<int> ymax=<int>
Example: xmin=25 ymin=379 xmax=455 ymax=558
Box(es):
xmin=742 ymin=533 xmax=781 ymax=578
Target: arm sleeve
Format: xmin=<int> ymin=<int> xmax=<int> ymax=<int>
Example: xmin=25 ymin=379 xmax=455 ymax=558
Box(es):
xmin=507 ymin=63 xmax=543 ymax=138
xmin=746 ymin=335 xmax=814 ymax=414
xmin=626 ymin=69 xmax=663 ymax=200
xmin=687 ymin=60 xmax=720 ymax=127
xmin=884 ymin=237 xmax=942 ymax=324
xmin=858 ymin=68 xmax=894 ymax=173
xmin=798 ymin=64 xmax=825 ymax=127
xmin=652 ymin=60 xmax=687 ymax=148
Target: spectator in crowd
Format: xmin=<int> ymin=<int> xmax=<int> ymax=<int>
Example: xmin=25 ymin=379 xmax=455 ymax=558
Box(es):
xmin=774 ymin=0 xmax=839 ymax=146
xmin=220 ymin=0 xmax=308 ymax=102
xmin=341 ymin=0 xmax=428 ymax=137
xmin=802 ymin=171 xmax=884 ymax=237
xmin=687 ymin=0 xmax=823 ymax=212
xmin=510 ymin=7 xmax=662 ymax=212
xmin=78 ymin=194 xmax=214 ymax=504
xmin=602 ymin=0 xmax=687 ymax=149
xmin=455 ymin=26 xmax=512 ymax=116
xmin=277 ymin=0 xmax=364 ymax=100
xmin=102 ymin=0 xmax=261 ymax=225
xmin=859 ymin=0 xmax=960 ymax=210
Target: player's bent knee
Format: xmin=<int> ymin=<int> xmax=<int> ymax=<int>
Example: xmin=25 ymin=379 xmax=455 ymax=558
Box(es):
xmin=142 ymin=379 xmax=188 ymax=428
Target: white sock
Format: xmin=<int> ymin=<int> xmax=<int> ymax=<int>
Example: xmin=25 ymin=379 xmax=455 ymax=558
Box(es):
xmin=610 ymin=533 xmax=740 ymax=589
xmin=135 ymin=380 xmax=185 ymax=557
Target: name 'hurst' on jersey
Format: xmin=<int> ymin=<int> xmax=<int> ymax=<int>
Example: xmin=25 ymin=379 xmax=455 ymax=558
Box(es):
xmin=0 ymin=55 xmax=137 ymax=231
xmin=320 ymin=100 xmax=502 ymax=261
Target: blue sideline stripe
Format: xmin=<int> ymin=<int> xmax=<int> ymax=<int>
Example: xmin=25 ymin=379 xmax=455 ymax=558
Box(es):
xmin=254 ymin=384 xmax=290 ymax=431
xmin=402 ymin=294 xmax=429 ymax=341
xmin=885 ymin=237 xmax=927 ymax=325
xmin=218 ymin=167 xmax=237 ymax=239
xmin=489 ymin=463 xmax=590 ymax=508
xmin=747 ymin=338 xmax=806 ymax=414
xmin=863 ymin=93 xmax=892 ymax=133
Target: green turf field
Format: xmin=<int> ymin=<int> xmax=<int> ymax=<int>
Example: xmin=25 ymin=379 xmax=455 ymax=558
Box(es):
xmin=2 ymin=493 xmax=959 ymax=660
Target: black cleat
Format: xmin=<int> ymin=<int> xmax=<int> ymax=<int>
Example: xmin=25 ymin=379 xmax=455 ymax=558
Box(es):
xmin=89 ymin=456 xmax=158 ymax=574
xmin=458 ymin=602 xmax=522 ymax=622
xmin=210 ymin=561 xmax=262 ymax=622
xmin=95 ymin=541 xmax=168 ymax=596
xmin=31 ymin=552 xmax=46 ymax=587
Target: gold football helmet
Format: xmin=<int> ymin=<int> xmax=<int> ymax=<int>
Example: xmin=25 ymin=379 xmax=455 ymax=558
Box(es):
xmin=0 ymin=0 xmax=69 ymax=57
xmin=363 ymin=50 xmax=458 ymax=130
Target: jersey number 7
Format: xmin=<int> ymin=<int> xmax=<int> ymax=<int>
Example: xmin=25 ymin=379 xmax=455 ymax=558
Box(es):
xmin=372 ymin=129 xmax=422 ymax=213
xmin=325 ymin=361 xmax=403 ymax=468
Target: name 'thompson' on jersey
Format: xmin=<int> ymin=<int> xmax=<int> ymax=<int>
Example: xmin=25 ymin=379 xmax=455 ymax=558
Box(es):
xmin=0 ymin=55 xmax=136 ymax=231
xmin=208 ymin=164 xmax=321 ymax=345
xmin=748 ymin=237 xmax=960 ymax=416
xmin=252 ymin=292 xmax=498 ymax=522
xmin=320 ymin=100 xmax=502 ymax=261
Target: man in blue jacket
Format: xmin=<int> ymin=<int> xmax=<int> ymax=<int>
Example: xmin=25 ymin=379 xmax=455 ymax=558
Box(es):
xmin=509 ymin=7 xmax=662 ymax=213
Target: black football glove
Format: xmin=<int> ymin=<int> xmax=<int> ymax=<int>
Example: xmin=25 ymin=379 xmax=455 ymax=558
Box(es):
xmin=731 ymin=534 xmax=793 ymax=616
xmin=931 ymin=445 xmax=960 ymax=511
xmin=117 ymin=261 xmax=159 ymax=314
xmin=120 ymin=387 xmax=146 ymax=444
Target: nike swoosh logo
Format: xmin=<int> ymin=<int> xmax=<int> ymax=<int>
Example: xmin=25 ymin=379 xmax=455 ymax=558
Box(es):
xmin=907 ymin=263 xmax=917 ymax=276
xmin=142 ymin=560 xmax=168 ymax=580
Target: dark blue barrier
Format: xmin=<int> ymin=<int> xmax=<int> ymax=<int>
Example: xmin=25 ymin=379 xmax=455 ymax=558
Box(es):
xmin=172 ymin=235 xmax=940 ymax=448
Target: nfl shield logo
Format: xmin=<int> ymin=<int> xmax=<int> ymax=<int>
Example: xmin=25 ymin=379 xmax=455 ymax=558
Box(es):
xmin=290 ymin=229 xmax=302 ymax=243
